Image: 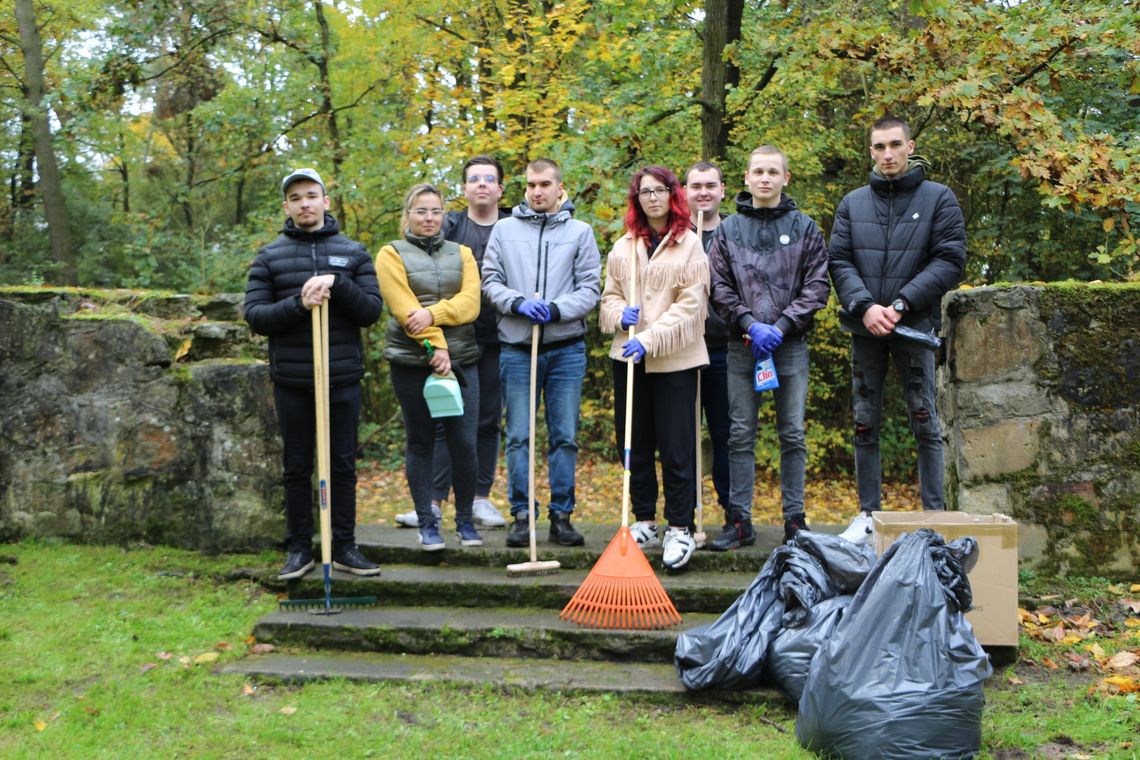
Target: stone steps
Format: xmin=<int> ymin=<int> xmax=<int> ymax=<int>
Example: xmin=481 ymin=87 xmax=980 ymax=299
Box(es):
xmin=235 ymin=524 xmax=779 ymax=698
xmin=253 ymin=605 xmax=719 ymax=663
xmin=275 ymin=564 xmax=757 ymax=614
xmin=220 ymin=652 xmax=774 ymax=703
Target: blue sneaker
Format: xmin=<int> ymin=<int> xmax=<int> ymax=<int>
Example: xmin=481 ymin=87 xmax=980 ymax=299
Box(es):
xmin=418 ymin=521 xmax=445 ymax=552
xmin=456 ymin=521 xmax=484 ymax=547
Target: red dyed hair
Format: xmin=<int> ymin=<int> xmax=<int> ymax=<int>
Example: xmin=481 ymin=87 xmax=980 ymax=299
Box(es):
xmin=624 ymin=166 xmax=690 ymax=247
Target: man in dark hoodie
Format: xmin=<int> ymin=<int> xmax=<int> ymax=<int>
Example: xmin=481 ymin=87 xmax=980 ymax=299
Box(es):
xmin=244 ymin=168 xmax=384 ymax=580
xmin=708 ymin=147 xmax=831 ymax=549
xmin=829 ymin=116 xmax=966 ymax=546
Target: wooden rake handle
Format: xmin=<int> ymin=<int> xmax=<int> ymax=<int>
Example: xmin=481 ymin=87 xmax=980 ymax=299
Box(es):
xmin=312 ymin=302 xmax=332 ymax=569
xmin=528 ymin=295 xmax=540 ymax=563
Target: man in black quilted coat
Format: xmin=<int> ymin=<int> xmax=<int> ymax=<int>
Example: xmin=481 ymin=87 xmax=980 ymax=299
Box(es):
xmin=244 ymin=168 xmax=384 ymax=580
xmin=829 ymin=117 xmax=967 ymax=546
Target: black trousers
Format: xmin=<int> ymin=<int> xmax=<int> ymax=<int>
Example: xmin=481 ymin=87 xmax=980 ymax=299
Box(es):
xmin=612 ymin=360 xmax=698 ymax=528
xmin=274 ymin=382 xmax=362 ymax=554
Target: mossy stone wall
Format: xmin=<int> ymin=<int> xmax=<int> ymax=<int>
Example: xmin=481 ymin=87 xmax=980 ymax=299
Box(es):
xmin=941 ymin=283 xmax=1139 ymax=576
xmin=0 ymin=287 xmax=282 ymax=551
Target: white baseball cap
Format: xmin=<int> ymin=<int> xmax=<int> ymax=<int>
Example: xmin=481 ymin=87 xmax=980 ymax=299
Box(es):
xmin=281 ymin=168 xmax=325 ymax=196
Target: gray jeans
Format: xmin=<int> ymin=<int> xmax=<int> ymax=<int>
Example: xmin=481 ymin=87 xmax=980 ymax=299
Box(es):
xmin=850 ymin=334 xmax=945 ymax=512
xmin=725 ymin=336 xmax=809 ymax=520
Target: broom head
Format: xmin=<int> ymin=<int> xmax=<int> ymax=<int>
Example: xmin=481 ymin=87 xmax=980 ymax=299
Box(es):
xmin=559 ymin=526 xmax=682 ymax=629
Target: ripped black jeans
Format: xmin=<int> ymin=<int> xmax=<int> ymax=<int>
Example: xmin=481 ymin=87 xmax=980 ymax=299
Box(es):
xmin=850 ymin=334 xmax=945 ymax=512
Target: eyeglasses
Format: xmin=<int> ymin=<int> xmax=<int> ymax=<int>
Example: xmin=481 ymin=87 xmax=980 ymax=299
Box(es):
xmin=638 ymin=186 xmax=670 ymax=199
xmin=466 ymin=174 xmax=499 ymax=184
xmin=411 ymin=208 xmax=444 ymax=218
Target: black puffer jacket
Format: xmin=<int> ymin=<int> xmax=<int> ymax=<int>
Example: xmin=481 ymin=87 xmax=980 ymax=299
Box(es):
xmin=244 ymin=213 xmax=383 ymax=388
xmin=708 ymin=193 xmax=831 ymax=339
xmin=828 ymin=164 xmax=966 ymax=332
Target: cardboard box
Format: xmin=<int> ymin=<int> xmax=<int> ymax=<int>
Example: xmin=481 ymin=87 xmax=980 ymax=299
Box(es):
xmin=873 ymin=512 xmax=1019 ymax=647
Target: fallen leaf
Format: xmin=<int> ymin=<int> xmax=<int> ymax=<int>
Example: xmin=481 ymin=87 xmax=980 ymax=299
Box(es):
xmin=242 ymin=683 xmax=256 ymax=696
xmin=1106 ymin=651 xmax=1138 ymax=669
xmin=193 ymin=652 xmax=219 ymax=665
xmin=280 ymin=706 xmax=297 ymax=715
xmin=84 ymin=706 xmax=100 ymax=717
xmin=215 ymin=642 xmax=231 ymax=650
xmin=1042 ymin=657 xmax=1059 ymax=669
xmin=1121 ymin=599 xmax=1140 ymax=614
xmin=1125 ymin=617 xmax=1140 ymax=628
xmin=179 ymin=656 xmax=191 ymax=667
xmin=1007 ymin=674 xmax=1024 ymax=685
xmin=1066 ymin=653 xmax=1092 ymax=671
xmin=1099 ymin=675 xmax=1140 ymax=693
xmin=1107 ymin=584 xmax=1125 ymax=595
xmin=1131 ymin=584 xmax=1140 ymax=593
xmin=1060 ymin=633 xmax=1085 ymax=646
xmin=1086 ymin=643 xmax=1107 ymax=659
xmin=139 ymin=662 xmax=157 ymax=674
xmin=156 ymin=651 xmax=172 ymax=660
xmin=245 ymin=634 xmax=257 ymax=645
xmin=34 ymin=719 xmax=46 ymax=732
xmin=250 ymin=643 xmax=275 ymax=655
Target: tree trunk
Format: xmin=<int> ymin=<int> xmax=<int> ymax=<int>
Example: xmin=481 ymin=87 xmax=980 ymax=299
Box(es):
xmin=15 ymin=0 xmax=76 ymax=283
xmin=700 ymin=0 xmax=743 ymax=161
xmin=314 ymin=0 xmax=345 ymax=226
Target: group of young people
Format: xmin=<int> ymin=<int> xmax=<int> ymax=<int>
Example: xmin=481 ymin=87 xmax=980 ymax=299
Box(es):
xmin=244 ymin=115 xmax=967 ymax=579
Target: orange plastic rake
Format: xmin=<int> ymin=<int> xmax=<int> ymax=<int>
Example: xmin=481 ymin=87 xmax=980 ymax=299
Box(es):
xmin=559 ymin=234 xmax=681 ymax=630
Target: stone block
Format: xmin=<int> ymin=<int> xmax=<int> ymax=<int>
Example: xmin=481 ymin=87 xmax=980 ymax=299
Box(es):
xmin=959 ymin=419 xmax=1040 ymax=480
xmin=953 ymin=381 xmax=1062 ymax=421
xmin=957 ymin=482 xmax=1011 ymax=515
xmin=952 ymin=310 xmax=1042 ymax=383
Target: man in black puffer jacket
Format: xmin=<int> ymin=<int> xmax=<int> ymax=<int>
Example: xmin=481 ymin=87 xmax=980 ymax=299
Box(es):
xmin=244 ymin=168 xmax=384 ymax=580
xmin=829 ymin=117 xmax=966 ymax=546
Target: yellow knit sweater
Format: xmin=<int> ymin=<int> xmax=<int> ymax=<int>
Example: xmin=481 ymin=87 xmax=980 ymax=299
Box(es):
xmin=375 ymin=242 xmax=480 ymax=350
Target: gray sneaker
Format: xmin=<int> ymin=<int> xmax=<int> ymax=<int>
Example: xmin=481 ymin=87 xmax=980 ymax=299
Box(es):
xmin=395 ymin=502 xmax=443 ymax=528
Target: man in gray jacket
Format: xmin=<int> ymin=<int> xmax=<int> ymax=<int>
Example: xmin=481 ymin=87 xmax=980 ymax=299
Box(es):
xmin=829 ymin=116 xmax=966 ymax=545
xmin=482 ymin=158 xmax=602 ymax=547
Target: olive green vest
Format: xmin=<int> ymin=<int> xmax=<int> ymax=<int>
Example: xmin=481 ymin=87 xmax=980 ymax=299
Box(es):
xmin=383 ymin=238 xmax=480 ymax=366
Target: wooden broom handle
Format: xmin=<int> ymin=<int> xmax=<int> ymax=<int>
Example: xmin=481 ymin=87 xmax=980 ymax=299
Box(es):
xmin=528 ymin=295 xmax=540 ymax=562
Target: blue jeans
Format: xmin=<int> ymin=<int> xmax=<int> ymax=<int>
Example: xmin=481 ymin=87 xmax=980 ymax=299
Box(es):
xmin=725 ymin=336 xmax=809 ymax=520
xmin=500 ymin=340 xmax=586 ymax=517
xmin=850 ymin=334 xmax=945 ymax=511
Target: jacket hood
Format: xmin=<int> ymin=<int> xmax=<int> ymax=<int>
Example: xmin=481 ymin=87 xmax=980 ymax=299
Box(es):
xmin=733 ymin=191 xmax=798 ymax=219
xmin=511 ymin=202 xmax=573 ymax=226
xmin=870 ymin=155 xmax=930 ymax=194
xmin=283 ymin=212 xmax=339 ymax=238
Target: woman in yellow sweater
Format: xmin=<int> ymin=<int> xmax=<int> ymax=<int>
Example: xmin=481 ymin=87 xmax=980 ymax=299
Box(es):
xmin=377 ymin=183 xmax=483 ymax=551
xmin=599 ymin=166 xmax=709 ymax=571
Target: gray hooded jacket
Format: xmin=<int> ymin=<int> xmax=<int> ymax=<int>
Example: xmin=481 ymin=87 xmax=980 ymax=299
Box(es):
xmin=481 ymin=203 xmax=602 ymax=346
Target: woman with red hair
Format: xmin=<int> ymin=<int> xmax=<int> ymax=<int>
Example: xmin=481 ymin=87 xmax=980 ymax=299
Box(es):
xmin=599 ymin=165 xmax=709 ymax=571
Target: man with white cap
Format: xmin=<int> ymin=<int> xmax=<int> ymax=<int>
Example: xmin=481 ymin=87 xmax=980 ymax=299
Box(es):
xmin=244 ymin=168 xmax=384 ymax=580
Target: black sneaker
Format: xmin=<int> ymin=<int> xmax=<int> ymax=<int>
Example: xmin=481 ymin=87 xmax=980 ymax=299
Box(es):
xmin=506 ymin=514 xmax=530 ymax=548
xmin=783 ymin=512 xmax=809 ymax=542
xmin=332 ymin=545 xmax=382 ymax=576
xmin=549 ymin=512 xmax=585 ymax=547
xmin=278 ymin=551 xmax=314 ymax=580
xmin=706 ymin=517 xmax=756 ymax=552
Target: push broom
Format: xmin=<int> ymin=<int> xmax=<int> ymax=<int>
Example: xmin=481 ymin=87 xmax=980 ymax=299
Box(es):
xmin=560 ymin=239 xmax=681 ymax=629
xmin=280 ymin=300 xmax=377 ymax=613
xmin=506 ymin=298 xmax=561 ymax=577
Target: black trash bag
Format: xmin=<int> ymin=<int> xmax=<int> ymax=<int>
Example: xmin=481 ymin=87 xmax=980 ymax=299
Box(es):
xmin=791 ymin=529 xmax=879 ymax=594
xmin=675 ymin=543 xmax=835 ymax=690
xmin=796 ymin=528 xmax=993 ymax=760
xmin=765 ymin=594 xmax=852 ymax=703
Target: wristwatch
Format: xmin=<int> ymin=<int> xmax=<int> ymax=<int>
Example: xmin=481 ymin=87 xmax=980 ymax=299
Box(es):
xmin=891 ymin=298 xmax=908 ymax=314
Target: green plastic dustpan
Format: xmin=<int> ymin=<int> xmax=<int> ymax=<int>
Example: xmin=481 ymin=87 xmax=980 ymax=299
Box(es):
xmin=423 ymin=373 xmax=464 ymax=418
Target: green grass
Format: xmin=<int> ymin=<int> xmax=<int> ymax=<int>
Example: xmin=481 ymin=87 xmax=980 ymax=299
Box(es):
xmin=0 ymin=541 xmax=1136 ymax=758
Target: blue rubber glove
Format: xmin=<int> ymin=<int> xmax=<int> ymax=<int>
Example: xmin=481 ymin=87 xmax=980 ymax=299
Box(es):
xmin=620 ymin=306 xmax=641 ymax=330
xmin=621 ymin=337 xmax=646 ymax=362
xmin=518 ymin=298 xmax=551 ymax=324
xmin=746 ymin=322 xmax=783 ymax=358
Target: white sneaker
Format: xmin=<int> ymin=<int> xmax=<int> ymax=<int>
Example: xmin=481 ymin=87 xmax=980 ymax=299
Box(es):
xmin=395 ymin=502 xmax=443 ymax=528
xmin=630 ymin=521 xmax=659 ymax=548
xmin=839 ymin=511 xmax=874 ymax=546
xmin=662 ymin=527 xmax=696 ymax=570
xmin=472 ymin=498 xmax=507 ymax=528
